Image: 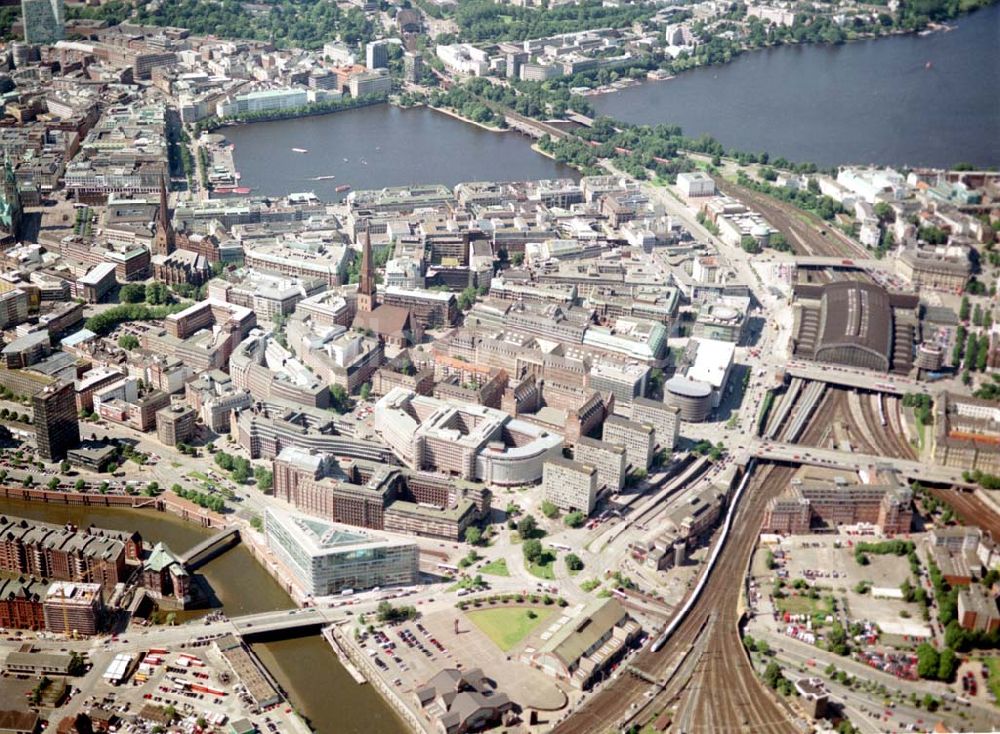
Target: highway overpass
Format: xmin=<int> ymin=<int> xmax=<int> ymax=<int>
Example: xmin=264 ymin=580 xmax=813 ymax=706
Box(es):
xmin=752 ymin=442 xmax=969 ymax=487
xmin=784 ymin=363 xmax=930 ymax=396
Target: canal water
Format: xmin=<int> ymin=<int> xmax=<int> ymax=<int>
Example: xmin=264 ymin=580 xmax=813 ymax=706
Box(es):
xmin=590 ymin=4 xmax=1000 ymax=168
xmin=0 ymin=499 xmax=407 ymax=734
xmin=224 ymin=104 xmax=578 ymax=198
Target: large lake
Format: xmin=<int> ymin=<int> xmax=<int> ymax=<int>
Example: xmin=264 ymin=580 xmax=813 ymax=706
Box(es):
xmin=591 ymin=5 xmax=1000 ymax=168
xmin=225 ymin=104 xmax=577 ymax=197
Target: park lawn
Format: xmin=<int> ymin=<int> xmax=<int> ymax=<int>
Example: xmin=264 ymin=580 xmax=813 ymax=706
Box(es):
xmin=466 ymin=606 xmax=555 ymax=652
xmin=480 ymin=558 xmax=510 ymax=577
xmin=985 ymin=657 xmax=1000 ymax=704
xmin=527 ymin=551 xmax=557 ymax=580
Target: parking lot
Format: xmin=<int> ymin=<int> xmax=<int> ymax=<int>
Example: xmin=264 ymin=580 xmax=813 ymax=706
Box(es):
xmin=346 ymin=602 xmax=570 ymax=720
xmin=754 ymin=533 xmax=931 ymax=640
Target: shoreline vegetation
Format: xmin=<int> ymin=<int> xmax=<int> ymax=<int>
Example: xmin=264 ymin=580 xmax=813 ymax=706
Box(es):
xmin=192 ymin=93 xmax=389 ymax=135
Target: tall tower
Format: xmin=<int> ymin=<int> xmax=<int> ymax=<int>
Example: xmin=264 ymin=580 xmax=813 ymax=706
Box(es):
xmin=21 ymin=0 xmax=64 ymax=45
xmin=357 ymin=227 xmax=376 ymax=313
xmin=33 ymin=381 xmax=80 ymax=462
xmin=153 ymin=175 xmax=175 ymax=256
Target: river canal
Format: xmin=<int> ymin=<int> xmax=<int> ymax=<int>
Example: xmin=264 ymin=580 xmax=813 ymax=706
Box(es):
xmin=224 ymin=104 xmax=577 ymax=198
xmin=0 ymin=499 xmax=407 ymax=734
xmin=589 ymin=6 xmax=999 ymax=168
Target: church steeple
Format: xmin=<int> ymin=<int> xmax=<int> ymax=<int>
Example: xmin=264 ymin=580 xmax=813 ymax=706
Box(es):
xmin=357 ymin=226 xmax=376 ymax=313
xmin=0 ymin=154 xmax=21 ymax=242
xmin=154 ymin=175 xmax=175 ymax=256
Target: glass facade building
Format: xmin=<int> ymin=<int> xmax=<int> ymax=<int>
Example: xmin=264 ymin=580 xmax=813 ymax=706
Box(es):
xmin=265 ymin=507 xmax=418 ymax=597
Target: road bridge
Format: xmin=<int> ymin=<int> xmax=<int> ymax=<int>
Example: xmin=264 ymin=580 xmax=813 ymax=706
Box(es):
xmin=179 ymin=527 xmax=240 ymax=570
xmin=752 ymin=442 xmax=969 ymax=486
xmin=785 ymin=363 xmax=930 ymax=396
xmin=791 ymin=256 xmax=893 ymax=271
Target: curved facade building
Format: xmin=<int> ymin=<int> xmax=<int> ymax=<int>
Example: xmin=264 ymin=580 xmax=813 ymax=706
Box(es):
xmin=374 ymin=387 xmax=564 ymax=486
xmin=663 ymin=377 xmax=713 ymax=422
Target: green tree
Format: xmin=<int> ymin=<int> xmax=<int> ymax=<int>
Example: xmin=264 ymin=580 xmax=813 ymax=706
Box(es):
xmin=565 ymin=553 xmax=584 ymax=571
xmin=117 ymin=334 xmax=140 ymax=350
xmin=826 ymin=622 xmax=849 ymax=656
xmin=47 ymin=477 xmax=59 ymax=491
xmin=540 ymin=500 xmax=559 ymax=518
xmin=253 ymin=466 xmax=273 ymax=492
xmin=120 ymin=283 xmax=146 ymax=303
xmin=517 ymin=515 xmax=538 ymax=539
xmin=936 ymin=647 xmax=957 ymax=681
xmin=916 ymin=642 xmax=940 ymax=679
xmin=75 ymin=479 xmax=86 ymax=491
xmin=359 ymin=382 xmax=372 ymax=401
xmin=563 ymin=511 xmax=586 ymax=528
xmin=763 ymin=661 xmax=783 ymax=689
xmin=522 ymin=538 xmax=543 ymax=564
xmin=329 ymin=384 xmax=352 ymax=413
xmin=464 ymin=526 xmax=482 ymax=545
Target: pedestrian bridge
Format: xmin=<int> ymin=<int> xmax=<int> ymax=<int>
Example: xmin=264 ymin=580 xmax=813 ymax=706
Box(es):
xmin=179 ymin=527 xmax=241 ymax=570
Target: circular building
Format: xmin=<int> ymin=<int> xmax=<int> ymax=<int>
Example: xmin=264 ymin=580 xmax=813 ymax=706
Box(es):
xmin=814 ymin=281 xmax=893 ymax=372
xmin=664 ymin=376 xmax=714 ymax=422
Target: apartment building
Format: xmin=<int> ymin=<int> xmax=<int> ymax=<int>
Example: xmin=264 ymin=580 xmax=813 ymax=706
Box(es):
xmin=574 ymin=436 xmax=626 ymax=492
xmin=629 ymin=397 xmax=680 ymax=451
xmin=543 ymin=458 xmax=598 ymax=515
xmin=602 ymin=415 xmax=654 ymax=472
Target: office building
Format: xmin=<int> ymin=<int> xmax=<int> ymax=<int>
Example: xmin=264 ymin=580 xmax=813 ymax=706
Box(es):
xmin=349 ymin=70 xmax=392 ymax=98
xmin=543 ymin=458 xmax=597 ymax=515
xmin=373 ymin=387 xmax=563 ymax=486
xmin=0 ymin=515 xmax=138 ymax=589
xmin=602 ymin=415 xmax=654 ymax=472
xmin=33 ymin=380 xmax=79 ymax=461
xmin=957 ymin=586 xmax=1000 ymax=633
xmin=43 ymin=581 xmax=103 ymax=636
xmin=629 ymin=397 xmax=680 ymax=451
xmin=366 ymin=39 xmax=389 ymax=69
xmin=0 ymin=577 xmax=48 ymax=631
xmin=762 ymin=469 xmax=913 ymax=535
xmin=574 ymin=436 xmax=626 ymax=492
xmin=932 ymin=392 xmax=1000 ymax=474
xmin=403 ymin=52 xmax=423 ymax=83
xmin=21 ymin=0 xmax=64 ymax=44
xmin=264 ymin=506 xmax=419 ymax=597
xmin=155 ymin=404 xmax=197 ymax=447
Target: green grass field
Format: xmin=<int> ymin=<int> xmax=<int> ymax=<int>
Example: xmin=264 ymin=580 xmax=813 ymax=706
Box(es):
xmin=466 ymin=606 xmax=555 ymax=651
xmin=479 ymin=558 xmax=510 ymax=577
xmin=528 ymin=551 xmax=556 ymax=580
xmin=776 ymin=594 xmax=834 ymax=619
xmin=984 ymin=657 xmax=1000 ymax=703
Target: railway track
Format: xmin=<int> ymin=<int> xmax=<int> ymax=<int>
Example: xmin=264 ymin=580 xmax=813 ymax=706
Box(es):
xmin=854 ymin=390 xmax=916 ymax=460
xmin=930 ymin=487 xmax=1000 ymax=540
xmin=553 ymin=394 xmax=850 ymax=734
xmin=715 ymin=179 xmax=868 ymax=259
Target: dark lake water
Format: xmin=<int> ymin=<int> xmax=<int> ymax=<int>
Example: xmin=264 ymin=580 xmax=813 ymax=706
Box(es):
xmin=225 ymin=104 xmax=577 ymax=198
xmin=591 ymin=5 xmax=1000 ymax=168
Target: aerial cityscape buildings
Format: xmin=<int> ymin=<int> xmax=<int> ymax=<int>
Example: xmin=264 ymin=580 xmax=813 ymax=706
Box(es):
xmin=0 ymin=1 xmax=992 ymax=733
